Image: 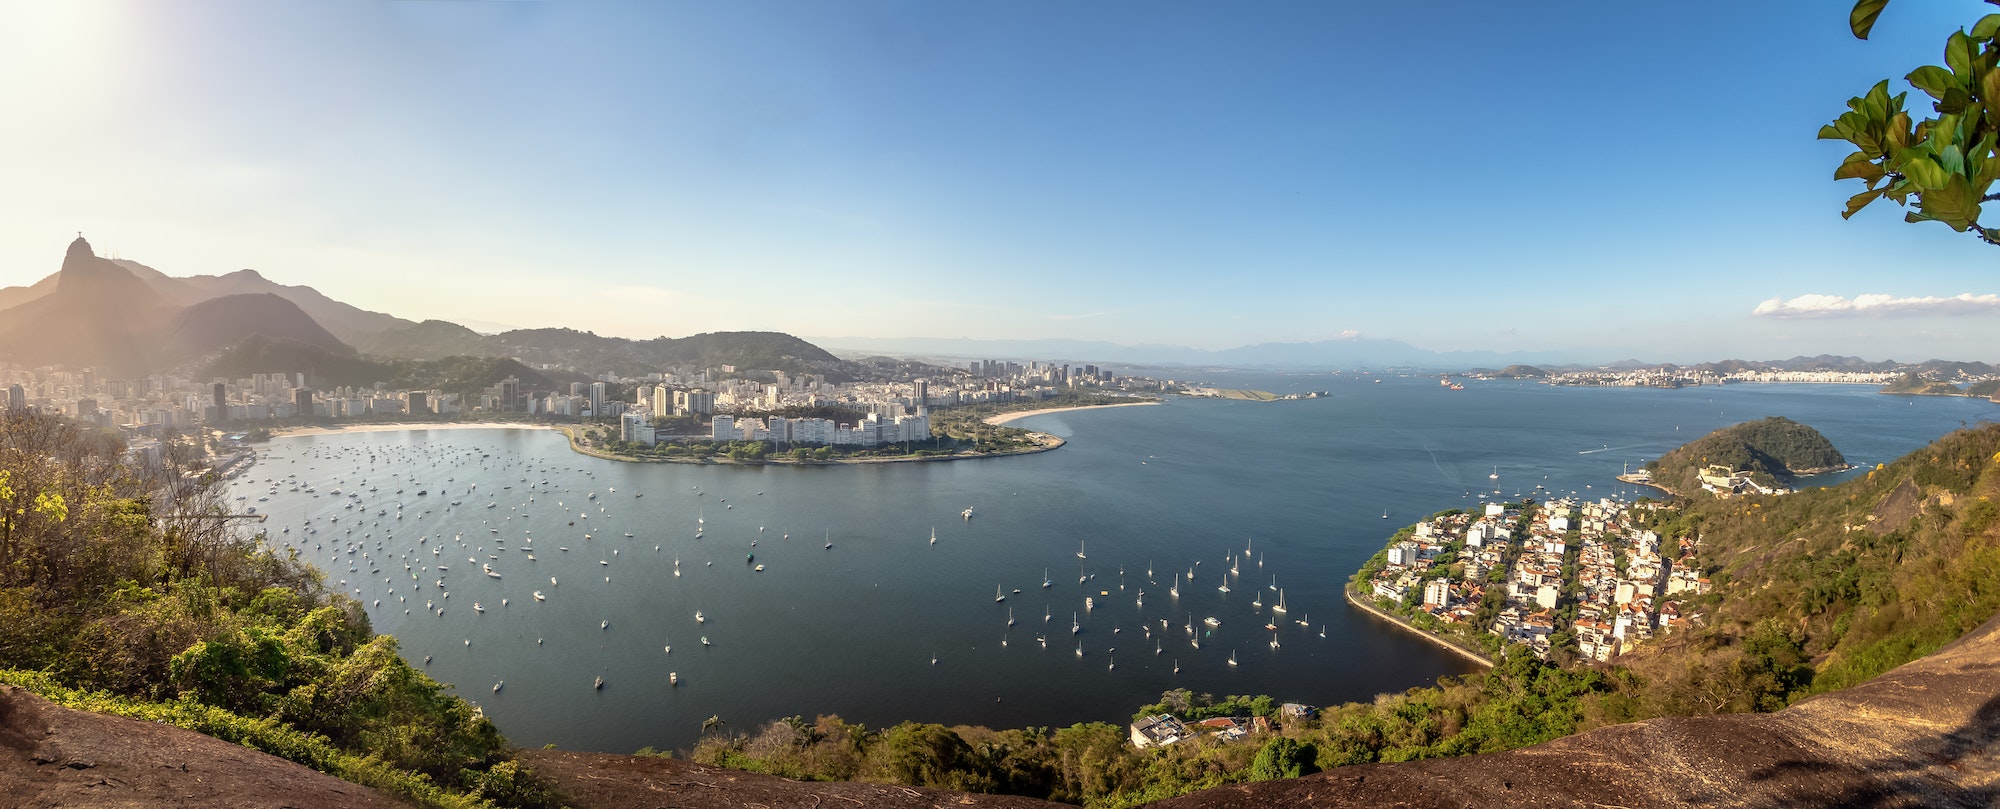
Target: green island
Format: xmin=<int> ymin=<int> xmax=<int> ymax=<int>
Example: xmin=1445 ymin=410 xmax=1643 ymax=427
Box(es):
xmin=1630 ymin=416 xmax=1850 ymax=496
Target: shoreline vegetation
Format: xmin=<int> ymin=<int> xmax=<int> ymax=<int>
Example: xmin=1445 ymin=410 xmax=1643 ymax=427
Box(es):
xmin=1343 ymin=587 xmax=1496 ymax=668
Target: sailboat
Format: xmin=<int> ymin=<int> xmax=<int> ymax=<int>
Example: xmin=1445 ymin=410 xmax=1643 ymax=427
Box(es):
xmin=1076 ymin=540 xmax=1087 ymax=560
xmin=1217 ymin=573 xmax=1230 ymax=593
xmin=1489 ymin=466 xmax=1499 ymax=480
xmin=1231 ymin=557 xmax=1239 ymax=576
xmin=995 ymin=584 xmax=1006 ymax=603
xmin=1382 ymin=507 xmax=1389 ymax=519
xmin=930 ymin=527 xmax=937 ymax=546
xmin=1072 ymin=612 xmax=1080 ymax=634
xmin=1042 ymin=568 xmax=1052 ymax=588
xmin=1272 ymin=589 xmax=1288 ymax=614
xmin=1079 ymin=564 xmax=1088 ymax=585
xmin=1228 ymin=650 xmax=1238 ymax=667
xmin=1075 ymin=641 xmax=1084 ymax=657
xmin=1007 ymin=608 xmax=1015 ymax=627
xmin=1270 ymin=575 xmax=1278 ymax=591
xmin=1169 ymin=580 xmax=1179 ymax=598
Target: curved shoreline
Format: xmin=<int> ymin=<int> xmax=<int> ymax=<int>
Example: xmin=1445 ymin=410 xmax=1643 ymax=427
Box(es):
xmin=1344 ymin=588 xmax=1495 ymax=669
xmin=981 ymin=400 xmax=1160 ymax=426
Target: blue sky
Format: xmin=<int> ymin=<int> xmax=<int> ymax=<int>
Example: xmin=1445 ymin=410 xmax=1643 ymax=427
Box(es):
xmin=1 ymin=1 xmax=1995 ymax=363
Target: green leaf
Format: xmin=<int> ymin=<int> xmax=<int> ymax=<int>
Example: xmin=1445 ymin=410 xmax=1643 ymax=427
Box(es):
xmin=1844 ymin=188 xmax=1886 ymax=219
xmin=1983 ymin=70 xmax=2000 ymax=124
xmin=1851 ymin=0 xmax=1890 ymax=40
xmin=1837 ymin=160 xmax=1888 ymax=184
xmin=1916 ymin=174 xmax=1984 ymax=230
xmin=1908 ymin=65 xmax=1959 ymax=100
xmin=1975 ymin=14 xmax=2000 ymax=39
xmin=1948 ymin=31 xmax=1977 ymax=82
xmin=1900 ymin=155 xmax=1952 ymax=189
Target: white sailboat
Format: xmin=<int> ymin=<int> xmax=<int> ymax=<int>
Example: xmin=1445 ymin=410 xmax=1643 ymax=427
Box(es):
xmin=1007 ymin=608 xmax=1015 ymax=627
xmin=930 ymin=526 xmax=937 ymax=546
xmin=1043 ymin=568 xmax=1053 ymax=588
xmin=1217 ymin=573 xmax=1230 ymax=593
xmin=1228 ymin=650 xmax=1238 ymax=667
xmin=1076 ymin=540 xmax=1087 ymax=560
xmin=995 ymin=584 xmax=1006 ymax=603
xmin=1272 ymin=589 xmax=1288 ymax=614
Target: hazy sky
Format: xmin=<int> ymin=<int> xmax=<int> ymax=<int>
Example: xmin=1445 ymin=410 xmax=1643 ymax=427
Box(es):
xmin=2 ymin=1 xmax=1996 ymax=362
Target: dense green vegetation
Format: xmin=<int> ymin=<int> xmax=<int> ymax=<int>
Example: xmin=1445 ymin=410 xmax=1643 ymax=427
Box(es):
xmin=1825 ymin=0 xmax=2000 ymax=245
xmin=353 ymin=323 xmax=859 ymax=380
xmin=204 ymin=335 xmax=576 ymax=398
xmin=0 ymin=411 xmax=558 ymax=808
xmin=692 ymin=421 xmax=2000 ymax=807
xmin=1644 ymin=416 xmax=1848 ymax=493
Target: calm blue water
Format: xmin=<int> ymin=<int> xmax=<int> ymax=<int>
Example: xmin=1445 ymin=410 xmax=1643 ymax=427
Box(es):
xmin=231 ymin=377 xmax=1995 ymax=753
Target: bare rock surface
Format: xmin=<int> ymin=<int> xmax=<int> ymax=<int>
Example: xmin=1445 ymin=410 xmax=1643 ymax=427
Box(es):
xmin=516 ymin=748 xmax=1067 ymax=809
xmin=0 ymin=684 xmax=408 ymax=809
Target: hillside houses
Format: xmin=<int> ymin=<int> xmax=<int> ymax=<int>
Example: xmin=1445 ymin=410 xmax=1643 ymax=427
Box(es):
xmin=1363 ymin=496 xmax=1706 ymax=663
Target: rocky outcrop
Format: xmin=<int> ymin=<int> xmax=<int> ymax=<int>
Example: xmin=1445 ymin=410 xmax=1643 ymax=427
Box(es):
xmin=0 ymin=685 xmax=406 ymax=809
xmin=1149 ymin=609 xmax=2000 ymax=809
xmin=516 ymin=749 xmax=1064 ymax=809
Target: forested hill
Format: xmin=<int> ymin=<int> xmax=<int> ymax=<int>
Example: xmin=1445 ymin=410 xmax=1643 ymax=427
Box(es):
xmin=1645 ymin=416 xmax=1848 ymax=493
xmin=355 ymin=325 xmax=860 ymax=380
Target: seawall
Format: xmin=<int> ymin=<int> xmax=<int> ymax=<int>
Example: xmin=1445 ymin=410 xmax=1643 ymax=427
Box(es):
xmin=1343 ymin=588 xmax=1494 ymax=668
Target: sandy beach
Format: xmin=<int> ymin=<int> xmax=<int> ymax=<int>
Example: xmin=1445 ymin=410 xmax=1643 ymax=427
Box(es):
xmin=269 ymin=422 xmax=560 ymax=438
xmin=981 ymin=400 xmax=1160 ymax=426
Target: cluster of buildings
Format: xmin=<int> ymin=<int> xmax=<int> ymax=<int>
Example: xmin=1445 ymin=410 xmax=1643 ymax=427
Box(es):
xmin=1538 ymin=368 xmax=1923 ymax=388
xmin=0 ymin=367 xmax=466 ymax=432
xmin=0 ymin=354 xmax=1167 ymax=460
xmin=1128 ymin=703 xmax=1314 ymax=750
xmin=1367 ymin=498 xmax=1707 ymax=662
xmin=1695 ymin=465 xmax=1790 ymax=498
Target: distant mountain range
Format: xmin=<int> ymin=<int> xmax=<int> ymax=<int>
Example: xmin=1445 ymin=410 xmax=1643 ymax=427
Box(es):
xmin=812 ymin=336 xmax=1583 ymax=371
xmin=816 ymin=336 xmax=1998 ymax=377
xmin=0 ymin=236 xmax=858 ymax=385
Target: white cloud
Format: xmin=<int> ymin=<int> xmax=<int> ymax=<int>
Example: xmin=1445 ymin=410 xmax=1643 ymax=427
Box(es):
xmin=1751 ymin=293 xmax=2000 ymax=318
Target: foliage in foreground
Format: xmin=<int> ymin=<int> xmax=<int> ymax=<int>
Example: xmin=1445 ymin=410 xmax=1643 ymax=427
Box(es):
xmin=0 ymin=411 xmax=560 ymax=808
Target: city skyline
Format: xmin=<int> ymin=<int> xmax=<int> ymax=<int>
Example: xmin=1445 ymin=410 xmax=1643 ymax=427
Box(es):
xmin=3 ymin=1 xmax=1998 ymax=364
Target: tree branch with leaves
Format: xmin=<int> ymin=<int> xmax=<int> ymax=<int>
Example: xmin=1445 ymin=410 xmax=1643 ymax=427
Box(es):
xmin=1824 ymin=0 xmax=2000 ymax=245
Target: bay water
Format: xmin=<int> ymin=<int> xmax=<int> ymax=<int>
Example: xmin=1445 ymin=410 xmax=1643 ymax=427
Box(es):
xmin=233 ymin=375 xmax=1996 ymax=752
